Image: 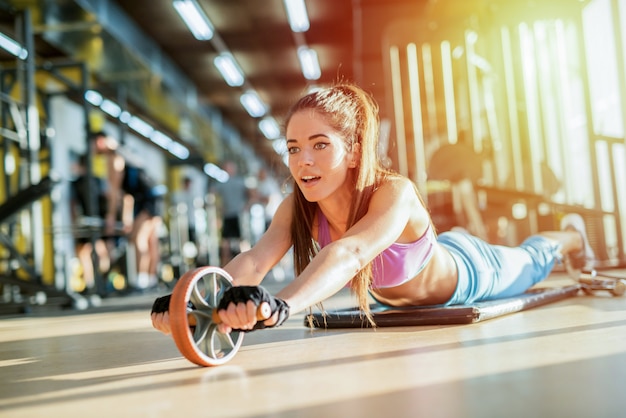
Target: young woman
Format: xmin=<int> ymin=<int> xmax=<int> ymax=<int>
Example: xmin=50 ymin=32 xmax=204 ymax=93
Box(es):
xmin=151 ymin=83 xmax=594 ymax=334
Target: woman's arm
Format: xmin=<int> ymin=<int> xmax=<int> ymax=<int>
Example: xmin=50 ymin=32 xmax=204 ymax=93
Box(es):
xmin=276 ymin=177 xmax=427 ymax=314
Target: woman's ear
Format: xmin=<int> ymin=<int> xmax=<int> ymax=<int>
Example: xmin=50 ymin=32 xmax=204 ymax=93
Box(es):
xmin=348 ymin=142 xmax=361 ymax=168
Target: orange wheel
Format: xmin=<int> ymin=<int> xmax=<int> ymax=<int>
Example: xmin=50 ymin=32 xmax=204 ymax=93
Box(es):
xmin=170 ymin=266 xmax=245 ymax=366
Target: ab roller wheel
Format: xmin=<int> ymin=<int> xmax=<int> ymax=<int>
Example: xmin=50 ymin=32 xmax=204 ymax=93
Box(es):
xmin=170 ymin=266 xmax=270 ymax=367
xmin=170 ymin=267 xmax=241 ymax=366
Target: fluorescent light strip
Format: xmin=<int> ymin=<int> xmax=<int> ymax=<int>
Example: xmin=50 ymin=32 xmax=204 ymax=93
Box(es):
xmin=0 ymin=32 xmax=28 ymax=60
xmin=297 ymin=46 xmax=321 ymax=80
xmin=173 ymin=0 xmax=214 ymax=40
xmin=272 ymin=139 xmax=287 ymax=155
xmin=214 ymin=53 xmax=245 ymax=87
xmin=128 ymin=116 xmax=154 ymax=137
xmin=259 ymin=116 xmax=281 ymax=139
xmin=150 ymin=131 xmax=173 ymax=149
xmin=84 ymin=90 xmax=103 ymax=106
xmin=83 ymin=89 xmax=189 ymax=160
xmin=168 ymin=141 xmax=190 ymax=160
xmin=100 ymin=99 xmax=122 ymax=118
xmin=240 ymin=90 xmax=267 ymax=118
xmin=283 ymin=0 xmax=310 ymax=32
xmin=204 ymin=162 xmax=229 ymax=183
xmin=271 ymin=139 xmax=289 ymax=166
xmin=119 ymin=111 xmax=132 ymax=124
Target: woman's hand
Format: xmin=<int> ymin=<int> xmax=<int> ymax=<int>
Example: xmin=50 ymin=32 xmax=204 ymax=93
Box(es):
xmin=151 ymin=311 xmax=172 ymax=335
xmin=215 ymin=286 xmax=289 ymax=333
xmin=150 ymin=294 xmax=172 ymax=335
xmin=149 ymin=287 xmax=289 ymax=335
xmin=216 ymin=300 xmax=276 ymax=333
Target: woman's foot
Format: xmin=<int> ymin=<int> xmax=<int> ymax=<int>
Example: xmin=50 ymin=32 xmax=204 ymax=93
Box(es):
xmin=560 ymin=213 xmax=596 ymax=278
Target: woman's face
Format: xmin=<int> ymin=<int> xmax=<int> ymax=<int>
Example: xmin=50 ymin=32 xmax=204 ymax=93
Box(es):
xmin=285 ymin=110 xmax=355 ymax=202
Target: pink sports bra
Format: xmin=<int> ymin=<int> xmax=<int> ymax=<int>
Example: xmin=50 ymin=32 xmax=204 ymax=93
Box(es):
xmin=316 ymin=210 xmax=437 ymax=288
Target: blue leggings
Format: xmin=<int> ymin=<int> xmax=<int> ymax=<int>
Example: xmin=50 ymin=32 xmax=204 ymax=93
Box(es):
xmin=438 ymin=231 xmax=562 ymax=305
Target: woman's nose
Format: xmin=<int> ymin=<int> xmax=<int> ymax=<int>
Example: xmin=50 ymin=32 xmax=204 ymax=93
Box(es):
xmin=297 ymin=151 xmax=313 ymax=166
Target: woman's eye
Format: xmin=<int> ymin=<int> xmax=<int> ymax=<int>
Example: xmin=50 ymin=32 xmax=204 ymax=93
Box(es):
xmin=287 ymin=147 xmax=299 ymax=154
xmin=314 ymin=142 xmax=328 ymax=150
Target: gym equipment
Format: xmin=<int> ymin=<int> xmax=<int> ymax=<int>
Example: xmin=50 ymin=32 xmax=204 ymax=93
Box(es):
xmin=47 ymin=216 xmax=127 ymax=238
xmin=0 ymin=175 xmax=58 ymax=223
xmin=0 ymin=175 xmax=80 ymax=313
xmin=0 ymin=176 xmax=58 ymax=281
xmin=304 ymin=272 xmax=625 ymax=329
xmin=169 ymin=266 xmax=269 ymax=367
xmin=305 ymin=285 xmax=581 ymax=328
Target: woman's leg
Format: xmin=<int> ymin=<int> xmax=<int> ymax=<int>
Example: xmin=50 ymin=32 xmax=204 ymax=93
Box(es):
xmin=537 ymin=230 xmax=582 ymax=256
xmin=540 ymin=213 xmax=595 ymax=276
xmin=441 ymin=213 xmax=595 ymax=305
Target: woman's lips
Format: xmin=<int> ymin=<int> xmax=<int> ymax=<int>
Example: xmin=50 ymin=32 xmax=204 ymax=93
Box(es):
xmin=300 ymin=175 xmax=321 ymax=187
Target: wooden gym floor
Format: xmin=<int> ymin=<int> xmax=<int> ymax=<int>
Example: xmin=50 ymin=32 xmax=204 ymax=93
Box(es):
xmin=1 ymin=271 xmax=625 ymax=418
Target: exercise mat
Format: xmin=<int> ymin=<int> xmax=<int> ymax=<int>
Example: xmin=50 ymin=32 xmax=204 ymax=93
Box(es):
xmin=305 ymin=285 xmax=581 ymax=328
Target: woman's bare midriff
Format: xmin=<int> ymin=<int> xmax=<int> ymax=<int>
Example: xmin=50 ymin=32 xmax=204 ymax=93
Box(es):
xmin=369 ymin=244 xmax=458 ymax=306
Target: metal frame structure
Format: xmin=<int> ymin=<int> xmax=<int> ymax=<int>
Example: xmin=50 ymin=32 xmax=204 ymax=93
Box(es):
xmin=384 ymin=0 xmax=625 ymax=267
xmin=0 ymin=9 xmax=96 ymax=312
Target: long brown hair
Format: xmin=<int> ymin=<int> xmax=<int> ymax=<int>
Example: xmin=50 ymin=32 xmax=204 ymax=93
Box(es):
xmin=284 ymin=84 xmax=400 ymax=324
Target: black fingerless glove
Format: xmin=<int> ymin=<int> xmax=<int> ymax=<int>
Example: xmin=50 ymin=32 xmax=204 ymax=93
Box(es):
xmin=151 ymin=294 xmax=172 ymax=315
xmin=217 ymin=285 xmax=290 ymax=331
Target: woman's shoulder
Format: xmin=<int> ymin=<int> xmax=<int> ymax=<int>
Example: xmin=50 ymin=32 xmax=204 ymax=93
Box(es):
xmin=375 ymin=174 xmax=418 ymax=198
xmin=374 ymin=175 xmax=428 ymax=215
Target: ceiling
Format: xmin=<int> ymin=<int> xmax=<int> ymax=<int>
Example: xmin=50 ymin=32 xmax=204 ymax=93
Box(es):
xmin=0 ymin=0 xmax=363 ymax=171
xmin=4 ymin=0 xmax=573 ymax=171
xmin=114 ymin=0 xmax=584 ymax=171
xmin=122 ymin=1 xmax=354 ymax=128
xmin=115 ymin=0 xmax=356 ymax=163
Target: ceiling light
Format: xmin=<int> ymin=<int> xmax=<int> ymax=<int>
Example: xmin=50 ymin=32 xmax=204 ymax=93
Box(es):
xmin=271 ymin=139 xmax=289 ymax=166
xmin=259 ymin=116 xmax=281 ymax=139
xmin=150 ymin=130 xmax=174 ymax=149
xmin=297 ymin=46 xmax=321 ymax=80
xmin=84 ymin=90 xmax=103 ymax=106
xmin=214 ymin=53 xmax=245 ymax=87
xmin=283 ymin=0 xmax=310 ymax=32
xmin=204 ymin=162 xmax=229 ymax=183
xmin=272 ymin=139 xmax=287 ymax=155
xmin=100 ymin=99 xmax=122 ymax=118
xmin=167 ymin=141 xmax=190 ymax=160
xmin=0 ymin=32 xmax=28 ymax=60
xmin=240 ymin=90 xmax=267 ymax=118
xmin=128 ymin=116 xmax=154 ymax=138
xmin=119 ymin=111 xmax=132 ymax=124
xmin=173 ymin=0 xmax=214 ymax=40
